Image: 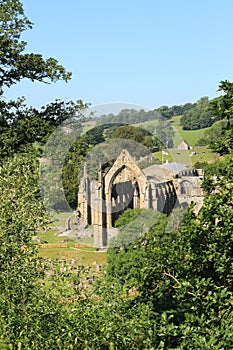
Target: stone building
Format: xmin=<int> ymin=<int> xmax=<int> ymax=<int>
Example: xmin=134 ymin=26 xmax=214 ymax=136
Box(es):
xmin=77 ymin=150 xmax=204 ymax=249
xmin=178 ymin=140 xmax=192 ymax=150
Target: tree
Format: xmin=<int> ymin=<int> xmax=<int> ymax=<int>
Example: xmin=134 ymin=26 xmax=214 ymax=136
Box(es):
xmin=156 ymin=105 xmax=174 ymax=119
xmin=0 ymin=0 xmax=71 ymax=94
xmin=155 ymin=119 xmax=175 ymax=147
xmin=0 ymin=98 xmax=87 ymax=160
xmin=0 ymin=154 xmax=46 ymax=347
xmin=180 ymin=96 xmax=214 ymax=130
xmin=0 ymin=0 xmax=81 ymax=161
xmin=111 ymin=125 xmax=161 ymax=150
xmin=112 ymin=125 xmax=149 ymax=143
xmin=62 ymin=138 xmax=90 ymax=209
xmin=106 ymin=157 xmax=233 ymax=348
xmin=209 ymin=80 xmax=233 ymax=154
xmin=107 ymin=209 xmax=170 ymax=292
xmin=211 ymin=80 xmax=233 ymax=122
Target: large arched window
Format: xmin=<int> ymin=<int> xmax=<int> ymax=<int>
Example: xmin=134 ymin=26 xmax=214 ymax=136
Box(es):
xmin=110 ymin=167 xmax=140 ymax=226
xmin=180 ymin=180 xmax=192 ymax=195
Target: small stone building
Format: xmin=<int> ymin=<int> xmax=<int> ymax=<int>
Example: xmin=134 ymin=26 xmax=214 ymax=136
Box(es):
xmin=178 ymin=140 xmax=192 ymax=150
xmin=77 ymin=150 xmax=204 ymax=248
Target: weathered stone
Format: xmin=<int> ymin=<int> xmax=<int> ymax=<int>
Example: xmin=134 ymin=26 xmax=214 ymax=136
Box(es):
xmin=77 ymin=150 xmax=204 ymax=248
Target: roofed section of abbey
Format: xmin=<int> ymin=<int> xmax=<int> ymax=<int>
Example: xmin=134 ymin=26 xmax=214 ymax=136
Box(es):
xmin=77 ymin=150 xmax=204 ymax=249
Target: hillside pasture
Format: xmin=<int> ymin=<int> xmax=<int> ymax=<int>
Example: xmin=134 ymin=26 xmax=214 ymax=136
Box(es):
xmin=154 ymin=147 xmax=219 ymax=166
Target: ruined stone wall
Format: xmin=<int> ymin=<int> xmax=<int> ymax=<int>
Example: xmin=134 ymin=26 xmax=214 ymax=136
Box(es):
xmin=174 ymin=176 xmax=204 ymax=213
xmin=77 ymin=150 xmax=204 ymax=248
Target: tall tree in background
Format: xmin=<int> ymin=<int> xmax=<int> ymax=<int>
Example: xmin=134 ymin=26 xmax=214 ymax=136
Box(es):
xmin=0 ymin=0 xmax=88 ymax=163
xmin=0 ymin=0 xmax=71 ymax=94
xmin=211 ymin=80 xmax=233 ymax=122
xmin=210 ymin=80 xmax=233 ymax=154
xmin=180 ymin=96 xmax=214 ymax=130
xmin=0 ymin=0 xmax=77 ymax=160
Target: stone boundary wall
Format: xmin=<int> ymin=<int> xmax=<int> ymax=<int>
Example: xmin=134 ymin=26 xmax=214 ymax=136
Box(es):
xmin=39 ymin=243 xmax=68 ymax=249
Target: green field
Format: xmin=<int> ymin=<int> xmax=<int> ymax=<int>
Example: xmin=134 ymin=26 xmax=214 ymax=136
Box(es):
xmin=154 ymin=147 xmax=220 ymax=166
xmin=37 ymin=213 xmax=107 ymax=265
xmin=133 ymin=115 xmax=211 ymax=149
xmin=169 ymin=115 xmax=210 ymax=147
xmin=133 ymin=115 xmax=218 ymax=165
xmin=38 ymin=246 xmax=106 ymax=265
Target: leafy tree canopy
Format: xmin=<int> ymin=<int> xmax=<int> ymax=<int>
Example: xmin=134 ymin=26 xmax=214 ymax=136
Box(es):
xmin=106 ymin=157 xmax=233 ymax=348
xmin=180 ymin=96 xmax=215 ymax=130
xmin=110 ymin=125 xmax=161 ymax=149
xmin=0 ymin=0 xmax=71 ymax=94
xmin=0 ymin=98 xmax=87 ymax=160
xmin=211 ymin=80 xmax=233 ymax=122
xmin=208 ymin=80 xmax=233 ymax=154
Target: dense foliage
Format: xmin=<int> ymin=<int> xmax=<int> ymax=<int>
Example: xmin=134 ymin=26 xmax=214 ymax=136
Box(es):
xmin=106 ymin=161 xmax=233 ymax=348
xmin=0 ymin=98 xmax=88 ymax=160
xmin=95 ymin=101 xmax=199 ymax=127
xmin=110 ymin=125 xmax=162 ymax=150
xmin=0 ymin=0 xmax=71 ymax=94
xmin=180 ymin=96 xmax=215 ymax=130
xmin=96 ymin=108 xmax=162 ymax=125
xmin=0 ymin=1 xmax=233 ymax=348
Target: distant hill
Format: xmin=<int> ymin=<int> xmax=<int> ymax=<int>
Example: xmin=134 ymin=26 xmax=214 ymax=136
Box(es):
xmin=83 ymin=113 xmax=211 ymax=149
xmin=80 ymin=99 xmax=221 ymax=166
xmin=168 ymin=115 xmax=210 ymax=148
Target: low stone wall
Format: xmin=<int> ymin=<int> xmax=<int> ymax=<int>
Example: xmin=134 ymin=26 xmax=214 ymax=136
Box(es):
xmin=74 ymin=243 xmax=93 ymax=248
xmin=39 ymin=243 xmax=68 ymax=249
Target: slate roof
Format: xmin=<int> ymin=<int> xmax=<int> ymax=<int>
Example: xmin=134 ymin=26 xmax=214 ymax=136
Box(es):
xmin=160 ymin=162 xmax=189 ymax=172
xmin=143 ymin=164 xmax=173 ymax=181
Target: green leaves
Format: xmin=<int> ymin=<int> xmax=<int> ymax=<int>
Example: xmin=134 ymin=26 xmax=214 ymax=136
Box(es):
xmin=0 ymin=0 xmax=71 ymax=93
xmin=0 ymin=98 xmax=88 ymax=160
xmin=105 ymin=153 xmax=233 ymax=348
xmin=180 ymin=96 xmax=214 ymax=130
xmin=208 ymin=80 xmax=233 ymax=154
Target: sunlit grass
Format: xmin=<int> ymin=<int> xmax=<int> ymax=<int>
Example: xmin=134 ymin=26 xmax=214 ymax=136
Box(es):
xmin=154 ymin=147 xmax=220 ymax=166
xmin=169 ymin=115 xmax=211 ymax=147
xmin=37 ymin=213 xmax=106 ymax=266
xmin=38 ymin=247 xmax=106 ymax=266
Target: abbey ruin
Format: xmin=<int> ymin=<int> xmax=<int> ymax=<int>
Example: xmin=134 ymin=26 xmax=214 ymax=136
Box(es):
xmin=77 ymin=150 xmax=204 ymax=249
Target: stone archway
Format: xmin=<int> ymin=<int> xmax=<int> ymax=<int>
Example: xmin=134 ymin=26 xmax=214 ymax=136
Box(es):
xmin=104 ymin=150 xmax=147 ymax=230
xmin=110 ymin=172 xmax=140 ymax=226
xmin=180 ymin=180 xmax=192 ymax=195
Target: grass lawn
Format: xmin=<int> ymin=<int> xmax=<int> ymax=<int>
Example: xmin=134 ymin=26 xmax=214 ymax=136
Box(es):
xmin=133 ymin=115 xmax=211 ymax=148
xmin=50 ymin=211 xmax=72 ymax=226
xmin=38 ymin=247 xmax=106 ymax=266
xmin=37 ymin=213 xmax=106 ymax=266
xmin=38 ymin=228 xmax=71 ymax=244
xmin=78 ymin=236 xmax=94 ymax=245
xmin=154 ymin=147 xmax=220 ymax=166
xmin=169 ymin=115 xmax=210 ymax=147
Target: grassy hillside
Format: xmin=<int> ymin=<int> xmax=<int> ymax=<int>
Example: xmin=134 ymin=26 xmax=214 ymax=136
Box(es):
xmin=82 ymin=115 xmax=210 ymax=148
xmin=81 ymin=113 xmax=217 ymax=165
xmin=169 ymin=115 xmax=210 ymax=147
xmin=37 ymin=213 xmax=106 ymax=265
xmin=133 ymin=115 xmax=218 ymax=165
xmin=154 ymin=147 xmax=220 ymax=167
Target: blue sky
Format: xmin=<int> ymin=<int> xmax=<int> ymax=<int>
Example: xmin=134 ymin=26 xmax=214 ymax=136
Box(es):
xmin=5 ymin=0 xmax=233 ymax=111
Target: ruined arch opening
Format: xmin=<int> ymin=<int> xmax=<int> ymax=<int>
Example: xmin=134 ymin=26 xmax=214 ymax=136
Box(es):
xmin=180 ymin=180 xmax=192 ymax=195
xmin=110 ymin=166 xmax=141 ymax=226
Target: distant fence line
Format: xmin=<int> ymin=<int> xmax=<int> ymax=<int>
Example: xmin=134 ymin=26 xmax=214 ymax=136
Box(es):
xmin=39 ymin=243 xmax=68 ymax=249
xmin=39 ymin=243 xmax=93 ymax=249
